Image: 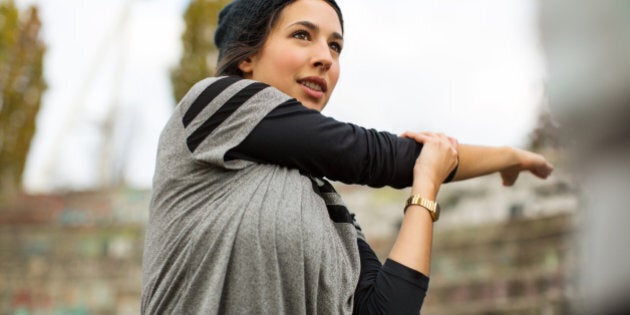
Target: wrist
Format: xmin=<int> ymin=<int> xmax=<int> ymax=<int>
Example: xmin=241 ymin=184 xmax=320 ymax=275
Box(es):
xmin=503 ymin=146 xmax=521 ymax=167
xmin=405 ymin=194 xmax=440 ymax=221
xmin=411 ymin=176 xmax=438 ymax=200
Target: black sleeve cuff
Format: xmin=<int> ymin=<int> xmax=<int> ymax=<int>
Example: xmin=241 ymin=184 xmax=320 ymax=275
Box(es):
xmin=382 ymin=259 xmax=429 ymax=291
xmin=444 ymin=163 xmax=458 ymax=183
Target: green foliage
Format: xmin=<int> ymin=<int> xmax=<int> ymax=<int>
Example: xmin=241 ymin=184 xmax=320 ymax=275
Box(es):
xmin=171 ymin=0 xmax=230 ymax=103
xmin=0 ymin=1 xmax=46 ymax=199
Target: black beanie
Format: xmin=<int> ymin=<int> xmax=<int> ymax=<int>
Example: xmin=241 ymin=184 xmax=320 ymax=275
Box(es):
xmin=214 ymin=0 xmax=343 ymax=61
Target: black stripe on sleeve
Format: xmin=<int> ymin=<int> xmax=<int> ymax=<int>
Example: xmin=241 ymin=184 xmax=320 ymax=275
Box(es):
xmin=182 ymin=76 xmax=242 ymax=128
xmin=186 ymin=82 xmax=269 ymax=153
xmin=308 ymin=177 xmax=355 ymax=224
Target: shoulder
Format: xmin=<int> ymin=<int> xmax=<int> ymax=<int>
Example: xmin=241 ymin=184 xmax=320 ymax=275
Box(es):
xmin=177 ymin=76 xmax=293 ymax=118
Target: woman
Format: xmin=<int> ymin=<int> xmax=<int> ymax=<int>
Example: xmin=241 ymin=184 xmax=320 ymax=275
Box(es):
xmin=141 ymin=0 xmax=553 ymax=314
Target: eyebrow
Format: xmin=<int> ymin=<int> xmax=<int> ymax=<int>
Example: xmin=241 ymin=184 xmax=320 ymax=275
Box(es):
xmin=288 ymin=20 xmax=344 ymax=41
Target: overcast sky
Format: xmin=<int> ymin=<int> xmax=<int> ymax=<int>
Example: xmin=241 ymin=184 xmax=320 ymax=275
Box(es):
xmin=15 ymin=0 xmax=545 ymax=193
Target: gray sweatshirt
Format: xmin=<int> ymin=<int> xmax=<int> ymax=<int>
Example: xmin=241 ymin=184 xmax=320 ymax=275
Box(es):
xmin=141 ymin=77 xmax=360 ymax=314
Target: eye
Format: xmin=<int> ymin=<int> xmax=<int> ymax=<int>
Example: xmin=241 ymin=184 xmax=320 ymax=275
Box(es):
xmin=291 ymin=30 xmax=310 ymax=41
xmin=329 ymin=41 xmax=342 ymax=54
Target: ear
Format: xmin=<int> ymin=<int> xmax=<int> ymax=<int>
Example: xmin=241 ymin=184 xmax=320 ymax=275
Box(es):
xmin=238 ymin=57 xmax=254 ymax=76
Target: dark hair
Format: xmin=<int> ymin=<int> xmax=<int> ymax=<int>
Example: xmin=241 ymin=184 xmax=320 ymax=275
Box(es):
xmin=215 ymin=0 xmax=344 ymax=77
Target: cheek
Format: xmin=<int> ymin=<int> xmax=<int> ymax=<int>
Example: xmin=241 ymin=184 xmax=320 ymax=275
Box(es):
xmin=268 ymin=47 xmax=305 ymax=74
xmin=276 ymin=51 xmax=304 ymax=72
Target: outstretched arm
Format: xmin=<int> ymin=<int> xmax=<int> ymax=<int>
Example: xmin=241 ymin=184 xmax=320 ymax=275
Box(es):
xmin=454 ymin=144 xmax=553 ymax=185
xmin=401 ymin=132 xmax=554 ymax=186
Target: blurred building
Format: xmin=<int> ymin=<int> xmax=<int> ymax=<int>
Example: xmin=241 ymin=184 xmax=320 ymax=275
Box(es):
xmin=1 ymin=156 xmax=580 ymax=315
xmin=0 ymin=189 xmax=149 ymax=314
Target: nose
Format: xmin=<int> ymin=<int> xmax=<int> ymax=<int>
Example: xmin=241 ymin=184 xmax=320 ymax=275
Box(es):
xmin=312 ymin=40 xmax=333 ymax=71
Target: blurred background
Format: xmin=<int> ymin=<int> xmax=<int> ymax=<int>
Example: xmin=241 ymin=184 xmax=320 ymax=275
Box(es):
xmin=0 ymin=0 xmax=627 ymax=314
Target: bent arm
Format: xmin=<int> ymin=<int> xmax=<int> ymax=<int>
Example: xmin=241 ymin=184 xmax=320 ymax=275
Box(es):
xmin=353 ymin=239 xmax=429 ymax=315
xmin=401 ymin=131 xmax=553 ymax=185
xmin=352 ymin=133 xmax=458 ymax=314
xmin=389 ymin=133 xmax=458 ymax=277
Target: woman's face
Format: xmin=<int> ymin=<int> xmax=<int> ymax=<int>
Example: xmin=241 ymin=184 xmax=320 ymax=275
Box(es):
xmin=238 ymin=0 xmax=343 ymax=112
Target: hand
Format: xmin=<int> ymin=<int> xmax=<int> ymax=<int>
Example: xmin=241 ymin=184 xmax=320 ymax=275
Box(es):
xmin=401 ymin=131 xmax=459 ymax=188
xmin=500 ymin=148 xmax=554 ymax=186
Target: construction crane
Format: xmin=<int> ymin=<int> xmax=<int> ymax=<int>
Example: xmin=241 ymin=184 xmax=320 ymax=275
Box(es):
xmin=42 ymin=0 xmax=135 ymax=190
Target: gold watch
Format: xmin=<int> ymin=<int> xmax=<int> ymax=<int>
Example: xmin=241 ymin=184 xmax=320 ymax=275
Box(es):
xmin=405 ymin=195 xmax=440 ymax=222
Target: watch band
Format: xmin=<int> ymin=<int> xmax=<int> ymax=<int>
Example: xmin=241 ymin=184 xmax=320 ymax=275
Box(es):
xmin=404 ymin=194 xmax=440 ymax=222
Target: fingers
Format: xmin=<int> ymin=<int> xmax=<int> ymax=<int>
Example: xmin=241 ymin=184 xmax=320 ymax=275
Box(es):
xmin=447 ymin=136 xmax=458 ymax=149
xmin=505 ymin=159 xmax=552 ymax=186
xmin=501 ymin=170 xmax=519 ymax=186
xmin=404 ymin=132 xmax=460 ymax=171
xmin=402 ymin=131 xmax=459 ymax=149
xmin=401 ymin=131 xmax=431 ymax=144
xmin=412 ymin=132 xmax=460 ymax=186
xmin=533 ymin=161 xmax=554 ymax=179
xmin=523 ymin=151 xmax=555 ymax=179
xmin=401 ymin=131 xmax=434 ymax=143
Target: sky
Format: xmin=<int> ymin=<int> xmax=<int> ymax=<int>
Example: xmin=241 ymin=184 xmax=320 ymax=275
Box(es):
xmin=15 ymin=0 xmax=545 ymax=193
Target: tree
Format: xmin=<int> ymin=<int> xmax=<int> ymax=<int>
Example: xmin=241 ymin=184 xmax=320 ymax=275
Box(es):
xmin=171 ymin=0 xmax=230 ymax=103
xmin=0 ymin=1 xmax=46 ymax=201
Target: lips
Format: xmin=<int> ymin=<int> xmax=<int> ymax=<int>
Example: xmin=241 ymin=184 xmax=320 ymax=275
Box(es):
xmin=302 ymin=81 xmax=323 ymax=92
xmin=298 ymin=77 xmax=328 ymax=93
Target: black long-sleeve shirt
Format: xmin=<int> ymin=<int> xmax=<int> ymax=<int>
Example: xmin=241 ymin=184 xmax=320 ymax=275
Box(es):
xmin=355 ymin=239 xmax=429 ymax=314
xmin=226 ymin=99 xmax=425 ymax=188
xmin=225 ymin=99 xmax=449 ymax=314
